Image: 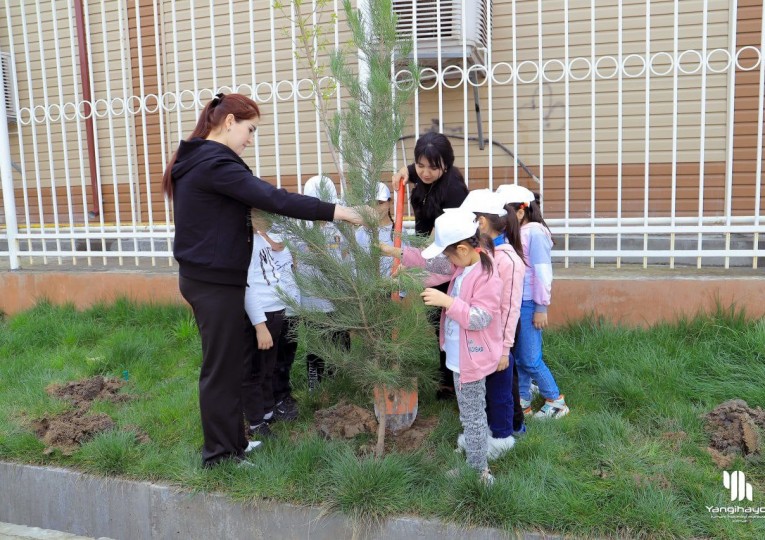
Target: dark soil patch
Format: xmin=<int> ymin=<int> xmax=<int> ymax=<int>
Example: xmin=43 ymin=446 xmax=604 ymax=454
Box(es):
xmin=704 ymin=399 xmax=765 ymax=467
xmin=385 ymin=416 xmax=439 ymax=453
xmin=29 ymin=376 xmax=140 ymax=454
xmin=314 ymin=402 xmax=439 ymax=454
xmin=47 ymin=376 xmax=129 ymax=408
xmin=315 ymin=402 xmax=377 ymax=440
xmin=31 ymin=409 xmax=115 ymax=455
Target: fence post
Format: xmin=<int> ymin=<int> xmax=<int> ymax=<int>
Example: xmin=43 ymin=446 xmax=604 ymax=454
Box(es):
xmin=0 ymin=59 xmax=19 ymax=270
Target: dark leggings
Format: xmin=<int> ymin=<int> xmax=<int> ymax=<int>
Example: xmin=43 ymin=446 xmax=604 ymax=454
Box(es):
xmin=242 ymin=309 xmax=285 ymax=424
xmin=179 ymin=276 xmax=249 ymax=467
xmin=273 ymin=315 xmax=299 ymax=403
xmin=485 ymin=353 xmax=516 ymax=438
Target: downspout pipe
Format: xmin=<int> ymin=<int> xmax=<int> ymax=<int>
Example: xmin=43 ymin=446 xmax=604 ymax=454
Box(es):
xmin=74 ymin=0 xmax=100 ymax=218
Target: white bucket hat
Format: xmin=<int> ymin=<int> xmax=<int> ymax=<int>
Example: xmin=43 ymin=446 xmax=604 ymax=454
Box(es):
xmin=495 ymin=184 xmax=535 ymax=206
xmin=303 ymin=175 xmax=338 ymax=203
xmin=375 ymin=182 xmax=391 ymax=202
xmin=421 ymin=209 xmax=479 ymax=259
xmin=459 ymin=189 xmax=507 ymax=216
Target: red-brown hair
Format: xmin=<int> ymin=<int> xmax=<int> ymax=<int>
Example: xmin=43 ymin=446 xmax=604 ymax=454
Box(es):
xmin=162 ymin=93 xmax=261 ymax=198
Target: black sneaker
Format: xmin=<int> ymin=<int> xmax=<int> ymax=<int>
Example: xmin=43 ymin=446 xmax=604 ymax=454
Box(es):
xmin=248 ymin=422 xmax=275 ymax=439
xmin=273 ymin=397 xmax=299 ymax=421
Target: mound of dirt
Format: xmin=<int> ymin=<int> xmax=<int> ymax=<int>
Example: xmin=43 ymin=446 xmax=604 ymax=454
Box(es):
xmin=384 ymin=416 xmax=438 ymax=453
xmin=704 ymin=399 xmax=765 ymax=468
xmin=47 ymin=376 xmax=128 ymax=408
xmin=314 ymin=402 xmax=439 ymax=453
xmin=32 ymin=409 xmax=115 ymax=455
xmin=315 ymin=402 xmax=377 ymax=439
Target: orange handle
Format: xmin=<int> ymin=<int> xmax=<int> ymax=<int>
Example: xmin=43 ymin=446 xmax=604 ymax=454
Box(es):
xmin=390 ymin=178 xmax=406 ymax=302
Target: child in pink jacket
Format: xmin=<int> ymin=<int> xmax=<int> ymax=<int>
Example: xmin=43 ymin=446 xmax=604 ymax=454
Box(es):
xmin=458 ymin=189 xmax=526 ymax=459
xmin=383 ymin=209 xmax=502 ymax=485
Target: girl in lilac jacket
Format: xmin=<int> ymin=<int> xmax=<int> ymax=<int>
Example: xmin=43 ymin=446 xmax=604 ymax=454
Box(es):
xmin=498 ymin=186 xmax=570 ymax=419
xmin=383 ymin=209 xmax=502 ymax=485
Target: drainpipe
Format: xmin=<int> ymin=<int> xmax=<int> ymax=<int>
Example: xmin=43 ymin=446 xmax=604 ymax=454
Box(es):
xmin=0 ymin=58 xmax=19 ymax=269
xmin=74 ymin=0 xmax=100 ymax=218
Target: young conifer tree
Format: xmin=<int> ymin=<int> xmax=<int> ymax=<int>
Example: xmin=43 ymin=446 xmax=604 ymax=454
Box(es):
xmin=276 ymin=0 xmax=437 ymax=456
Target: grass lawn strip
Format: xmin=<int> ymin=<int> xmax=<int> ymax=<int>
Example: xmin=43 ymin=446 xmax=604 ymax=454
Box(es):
xmin=0 ymin=299 xmax=763 ymax=539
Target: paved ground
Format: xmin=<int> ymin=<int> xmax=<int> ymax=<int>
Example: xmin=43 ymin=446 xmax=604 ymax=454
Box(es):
xmin=0 ymin=523 xmax=112 ymax=540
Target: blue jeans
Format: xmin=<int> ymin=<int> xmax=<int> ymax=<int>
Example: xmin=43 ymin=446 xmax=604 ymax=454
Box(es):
xmin=485 ymin=353 xmax=515 ymax=438
xmin=515 ymin=300 xmax=560 ymax=401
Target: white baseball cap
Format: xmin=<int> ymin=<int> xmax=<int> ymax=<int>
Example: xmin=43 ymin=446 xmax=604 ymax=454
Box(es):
xmin=495 ymin=184 xmax=535 ymax=206
xmin=459 ymin=189 xmax=507 ymax=216
xmin=421 ymin=209 xmax=479 ymax=259
xmin=303 ymin=175 xmax=338 ymax=203
xmin=376 ymin=182 xmax=391 ymax=201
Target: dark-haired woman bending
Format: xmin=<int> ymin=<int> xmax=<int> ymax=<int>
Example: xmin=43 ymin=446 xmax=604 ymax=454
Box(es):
xmin=392 ymin=132 xmax=469 ymax=397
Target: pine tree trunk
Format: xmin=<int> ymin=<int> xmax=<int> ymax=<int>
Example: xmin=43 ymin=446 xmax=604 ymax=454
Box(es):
xmin=374 ymin=391 xmax=387 ymax=457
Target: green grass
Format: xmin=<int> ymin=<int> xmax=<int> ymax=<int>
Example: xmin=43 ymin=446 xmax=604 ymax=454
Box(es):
xmin=0 ymin=299 xmax=764 ymax=539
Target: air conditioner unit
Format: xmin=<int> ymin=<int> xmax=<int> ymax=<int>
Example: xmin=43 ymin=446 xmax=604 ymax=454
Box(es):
xmin=1 ymin=52 xmax=16 ymax=123
xmin=392 ymin=0 xmax=491 ymax=69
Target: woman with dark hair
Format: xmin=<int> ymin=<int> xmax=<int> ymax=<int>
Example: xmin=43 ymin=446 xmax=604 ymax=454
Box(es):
xmin=392 ymin=132 xmax=469 ymax=397
xmin=163 ymin=93 xmax=361 ymax=468
xmin=392 ymin=132 xmax=470 ymax=235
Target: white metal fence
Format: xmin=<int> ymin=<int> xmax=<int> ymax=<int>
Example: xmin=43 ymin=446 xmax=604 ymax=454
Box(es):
xmin=0 ymin=0 xmax=764 ymax=270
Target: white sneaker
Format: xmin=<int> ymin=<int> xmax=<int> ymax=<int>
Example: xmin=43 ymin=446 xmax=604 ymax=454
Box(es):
xmin=480 ymin=469 xmax=495 ymax=486
xmin=533 ymin=395 xmax=570 ymax=419
xmin=245 ymin=440 xmax=262 ymax=453
xmin=487 ymin=435 xmax=516 ymax=460
xmin=456 ymin=433 xmax=466 ymax=453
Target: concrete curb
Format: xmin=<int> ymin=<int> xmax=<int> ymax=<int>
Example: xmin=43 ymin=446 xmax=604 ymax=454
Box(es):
xmin=0 ymin=462 xmax=558 ymax=540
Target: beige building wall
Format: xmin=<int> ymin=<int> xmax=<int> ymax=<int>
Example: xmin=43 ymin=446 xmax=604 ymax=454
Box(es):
xmin=1 ymin=0 xmax=762 ymax=224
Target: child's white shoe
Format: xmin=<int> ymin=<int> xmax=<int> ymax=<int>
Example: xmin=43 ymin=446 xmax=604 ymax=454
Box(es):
xmin=533 ymin=394 xmax=570 ymax=419
xmin=480 ymin=469 xmax=495 ymax=486
xmin=456 ymin=433 xmax=466 ymax=453
xmin=487 ymin=435 xmax=516 ymax=460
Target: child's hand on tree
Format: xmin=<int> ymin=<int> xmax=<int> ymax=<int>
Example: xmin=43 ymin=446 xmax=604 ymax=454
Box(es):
xmin=255 ymin=323 xmax=273 ymax=350
xmin=379 ymin=243 xmax=401 ymax=258
xmin=420 ymin=288 xmax=453 ymax=309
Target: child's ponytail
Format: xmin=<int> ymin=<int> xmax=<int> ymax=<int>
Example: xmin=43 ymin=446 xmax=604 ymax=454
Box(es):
xmin=502 ymin=205 xmax=526 ymax=266
xmin=460 ymin=230 xmax=494 ymax=276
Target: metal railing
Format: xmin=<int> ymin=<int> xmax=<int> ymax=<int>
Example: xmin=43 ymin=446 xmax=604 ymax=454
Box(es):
xmin=0 ymin=0 xmax=763 ymax=270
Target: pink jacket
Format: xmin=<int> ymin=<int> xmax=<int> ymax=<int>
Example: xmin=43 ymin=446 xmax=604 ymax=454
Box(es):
xmin=402 ymin=247 xmax=503 ymax=384
xmin=493 ymin=244 xmax=525 ymax=356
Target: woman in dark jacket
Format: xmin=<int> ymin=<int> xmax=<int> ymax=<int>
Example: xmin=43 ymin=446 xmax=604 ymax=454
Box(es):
xmin=392 ymin=132 xmax=469 ymax=397
xmin=162 ymin=93 xmax=360 ymax=467
xmin=393 ymin=132 xmax=469 ymax=235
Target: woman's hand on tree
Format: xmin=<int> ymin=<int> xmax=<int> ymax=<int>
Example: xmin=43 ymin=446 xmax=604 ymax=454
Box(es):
xmin=333 ymin=205 xmax=365 ymax=226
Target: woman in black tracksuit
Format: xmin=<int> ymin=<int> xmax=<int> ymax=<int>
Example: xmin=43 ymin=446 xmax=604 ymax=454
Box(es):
xmin=162 ymin=93 xmax=360 ymax=467
xmin=392 ymin=132 xmax=468 ymax=397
